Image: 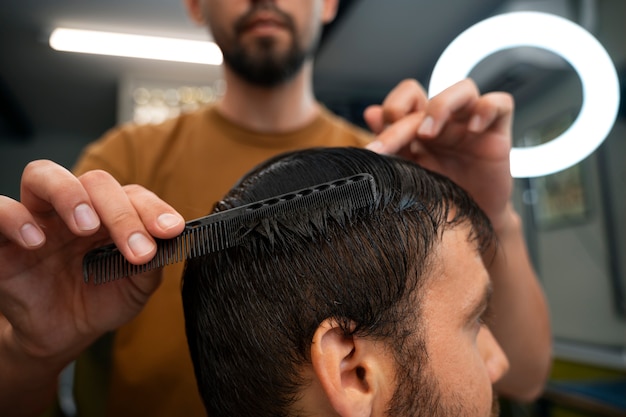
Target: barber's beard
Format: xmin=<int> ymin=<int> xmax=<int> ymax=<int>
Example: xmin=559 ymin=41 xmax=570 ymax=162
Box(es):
xmin=221 ymin=4 xmax=315 ymax=87
xmin=386 ymin=341 xmax=500 ymax=417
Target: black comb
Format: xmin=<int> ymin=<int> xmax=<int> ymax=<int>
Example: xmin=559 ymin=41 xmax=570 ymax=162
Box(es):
xmin=82 ymin=173 xmax=377 ymax=285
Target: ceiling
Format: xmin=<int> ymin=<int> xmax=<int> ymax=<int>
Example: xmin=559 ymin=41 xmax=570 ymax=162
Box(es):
xmin=0 ymin=0 xmax=621 ymax=141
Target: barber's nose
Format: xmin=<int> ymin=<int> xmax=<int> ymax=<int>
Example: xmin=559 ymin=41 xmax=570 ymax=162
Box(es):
xmin=478 ymin=327 xmax=510 ymax=383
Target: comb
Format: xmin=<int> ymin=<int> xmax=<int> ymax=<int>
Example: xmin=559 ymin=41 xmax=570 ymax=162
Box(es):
xmin=82 ymin=173 xmax=377 ymax=285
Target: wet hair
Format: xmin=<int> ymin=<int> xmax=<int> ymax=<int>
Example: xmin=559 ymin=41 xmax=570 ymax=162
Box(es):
xmin=182 ymin=147 xmax=494 ymax=417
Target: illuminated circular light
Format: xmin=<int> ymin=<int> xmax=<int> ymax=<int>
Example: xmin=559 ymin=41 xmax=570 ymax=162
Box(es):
xmin=428 ymin=11 xmax=620 ymax=178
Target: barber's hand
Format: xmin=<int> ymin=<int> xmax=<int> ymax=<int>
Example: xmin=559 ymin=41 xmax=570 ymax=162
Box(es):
xmin=364 ymin=78 xmax=514 ymax=231
xmin=0 ymin=160 xmax=184 ymax=365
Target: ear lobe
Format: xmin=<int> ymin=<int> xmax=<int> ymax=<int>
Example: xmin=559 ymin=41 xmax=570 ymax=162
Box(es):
xmin=311 ymin=319 xmax=389 ymax=417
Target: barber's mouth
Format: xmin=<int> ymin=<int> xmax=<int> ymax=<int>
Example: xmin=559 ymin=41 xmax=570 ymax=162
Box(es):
xmin=241 ymin=14 xmax=288 ymax=35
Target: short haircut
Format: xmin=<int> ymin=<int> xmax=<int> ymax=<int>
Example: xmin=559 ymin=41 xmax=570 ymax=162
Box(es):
xmin=182 ymin=147 xmax=494 ymax=417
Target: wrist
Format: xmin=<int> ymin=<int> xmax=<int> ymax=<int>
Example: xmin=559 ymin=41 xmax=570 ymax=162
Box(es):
xmin=491 ymin=202 xmax=522 ymax=239
xmin=0 ymin=329 xmax=66 ymax=415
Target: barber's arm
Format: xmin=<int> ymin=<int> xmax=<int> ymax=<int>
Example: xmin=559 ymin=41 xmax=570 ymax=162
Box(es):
xmin=363 ymin=78 xmax=552 ymax=402
xmin=0 ymin=160 xmax=184 ymax=416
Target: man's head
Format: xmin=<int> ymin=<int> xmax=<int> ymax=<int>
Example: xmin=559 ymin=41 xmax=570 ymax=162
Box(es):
xmin=184 ymin=0 xmax=338 ymax=87
xmin=182 ymin=147 xmax=509 ymax=417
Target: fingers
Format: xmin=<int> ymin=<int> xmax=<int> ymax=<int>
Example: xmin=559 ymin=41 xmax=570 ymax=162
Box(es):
xmin=416 ymin=80 xmax=513 ymax=139
xmin=363 ymin=79 xmax=428 ymax=134
xmin=20 ymin=160 xmax=101 ymax=236
xmin=1 ymin=160 xmax=99 ymax=249
xmin=367 ymin=112 xmax=425 ymax=155
xmin=381 ymin=79 xmax=428 ymax=123
xmin=414 ymin=78 xmax=480 ymax=138
xmin=0 ymin=196 xmax=46 ymax=248
xmin=467 ymin=91 xmax=514 ymax=135
xmin=79 ymin=170 xmax=184 ymax=264
xmin=363 ymin=105 xmax=385 ymax=134
xmin=367 ymin=78 xmax=477 ymax=154
xmin=2 ymin=160 xmax=185 ymax=266
xmin=366 ymin=78 xmax=514 ymax=155
xmin=124 ymin=184 xmax=185 ymax=239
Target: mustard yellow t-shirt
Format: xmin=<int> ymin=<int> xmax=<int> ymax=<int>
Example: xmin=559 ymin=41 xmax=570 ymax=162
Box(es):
xmin=70 ymin=104 xmax=372 ymax=417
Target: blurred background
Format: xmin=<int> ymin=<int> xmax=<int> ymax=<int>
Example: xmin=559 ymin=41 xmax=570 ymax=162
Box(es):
xmin=0 ymin=0 xmax=624 ymax=416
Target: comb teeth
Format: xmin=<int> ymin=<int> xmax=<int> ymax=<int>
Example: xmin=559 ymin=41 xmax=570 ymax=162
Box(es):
xmin=82 ymin=173 xmax=377 ymax=285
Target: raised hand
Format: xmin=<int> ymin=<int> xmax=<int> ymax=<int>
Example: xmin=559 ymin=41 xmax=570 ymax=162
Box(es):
xmin=364 ymin=78 xmax=514 ymax=231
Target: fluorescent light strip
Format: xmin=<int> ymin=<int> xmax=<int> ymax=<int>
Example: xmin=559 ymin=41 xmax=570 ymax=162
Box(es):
xmin=49 ymin=27 xmax=223 ymax=65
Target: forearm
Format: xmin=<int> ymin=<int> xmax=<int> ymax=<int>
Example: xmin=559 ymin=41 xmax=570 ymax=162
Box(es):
xmin=487 ymin=205 xmax=552 ymax=402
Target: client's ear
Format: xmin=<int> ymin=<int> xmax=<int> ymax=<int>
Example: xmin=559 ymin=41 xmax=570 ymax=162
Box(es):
xmin=310 ymin=319 xmax=394 ymax=417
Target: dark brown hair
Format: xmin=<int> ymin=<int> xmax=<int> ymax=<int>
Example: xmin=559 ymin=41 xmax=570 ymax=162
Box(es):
xmin=182 ymin=147 xmax=493 ymax=417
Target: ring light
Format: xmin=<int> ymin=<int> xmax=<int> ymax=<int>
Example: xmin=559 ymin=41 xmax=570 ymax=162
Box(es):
xmin=428 ymin=11 xmax=620 ymax=178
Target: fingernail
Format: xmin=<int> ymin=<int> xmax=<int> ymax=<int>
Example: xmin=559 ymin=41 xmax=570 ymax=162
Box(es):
xmin=417 ymin=116 xmax=434 ymax=136
xmin=74 ymin=204 xmax=100 ymax=231
xmin=128 ymin=233 xmax=155 ymax=257
xmin=366 ymin=140 xmax=384 ymax=153
xmin=469 ymin=115 xmax=482 ymax=132
xmin=157 ymin=213 xmax=182 ymax=230
xmin=20 ymin=223 xmax=45 ymax=247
